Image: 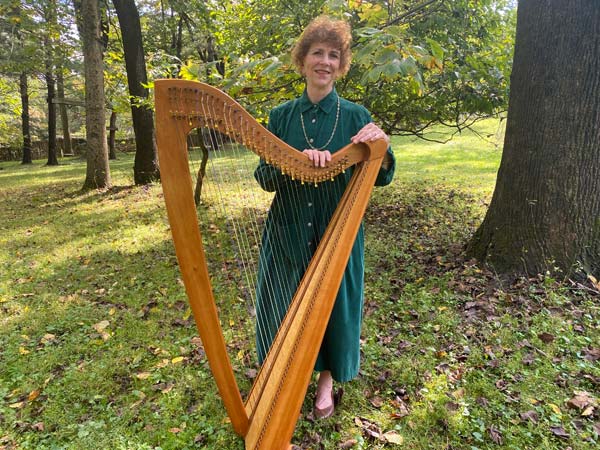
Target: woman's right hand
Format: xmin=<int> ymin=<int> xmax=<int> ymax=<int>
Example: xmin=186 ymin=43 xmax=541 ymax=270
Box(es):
xmin=303 ymin=149 xmax=332 ymax=167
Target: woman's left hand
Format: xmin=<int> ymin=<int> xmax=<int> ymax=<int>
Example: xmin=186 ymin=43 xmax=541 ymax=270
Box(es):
xmin=350 ymin=123 xmax=390 ymax=145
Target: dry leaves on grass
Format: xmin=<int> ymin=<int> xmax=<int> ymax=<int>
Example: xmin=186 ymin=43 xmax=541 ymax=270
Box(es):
xmin=92 ymin=320 xmax=111 ymax=340
xmin=549 ymin=425 xmax=570 ymax=439
xmin=354 ymin=417 xmax=404 ymax=445
xmin=566 ymin=391 xmax=597 ymax=417
xmin=519 ymin=410 xmax=539 ymax=423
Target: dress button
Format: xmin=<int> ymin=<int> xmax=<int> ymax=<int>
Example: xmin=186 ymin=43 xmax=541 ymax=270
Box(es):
xmin=309 ymin=138 xmax=314 ymax=143
xmin=311 ymin=118 xmax=316 ymax=123
xmin=307 ymin=222 xmax=312 ymax=227
xmin=308 ymin=202 xmax=313 ymax=207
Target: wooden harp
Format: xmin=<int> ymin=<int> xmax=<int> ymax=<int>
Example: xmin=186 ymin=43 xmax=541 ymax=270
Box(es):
xmin=154 ymin=79 xmax=387 ymax=449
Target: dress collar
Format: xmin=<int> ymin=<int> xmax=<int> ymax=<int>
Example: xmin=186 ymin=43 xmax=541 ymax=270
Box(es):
xmin=298 ymin=87 xmax=339 ymax=114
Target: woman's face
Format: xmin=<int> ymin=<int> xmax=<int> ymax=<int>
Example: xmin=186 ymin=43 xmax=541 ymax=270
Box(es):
xmin=302 ymin=42 xmax=341 ymax=92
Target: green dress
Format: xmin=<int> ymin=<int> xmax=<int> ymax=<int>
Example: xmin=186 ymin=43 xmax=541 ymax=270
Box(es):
xmin=254 ymin=88 xmax=395 ymax=382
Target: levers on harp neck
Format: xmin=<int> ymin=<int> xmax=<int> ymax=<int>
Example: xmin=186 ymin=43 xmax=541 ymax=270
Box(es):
xmin=274 ymin=158 xmax=346 ymax=187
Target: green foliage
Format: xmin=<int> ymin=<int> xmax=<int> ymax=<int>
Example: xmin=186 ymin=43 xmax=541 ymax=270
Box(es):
xmin=0 ymin=0 xmax=516 ymax=145
xmin=175 ymin=0 xmax=515 ymax=134
xmin=0 ymin=77 xmax=23 ymax=146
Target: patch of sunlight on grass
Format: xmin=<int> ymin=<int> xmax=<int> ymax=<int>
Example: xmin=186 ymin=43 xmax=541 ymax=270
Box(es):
xmin=391 ymin=118 xmax=504 ymax=197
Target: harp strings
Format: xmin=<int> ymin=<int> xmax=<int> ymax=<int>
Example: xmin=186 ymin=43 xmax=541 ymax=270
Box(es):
xmin=179 ymin=88 xmax=302 ymax=401
xmin=172 ymin=85 xmax=346 ymax=412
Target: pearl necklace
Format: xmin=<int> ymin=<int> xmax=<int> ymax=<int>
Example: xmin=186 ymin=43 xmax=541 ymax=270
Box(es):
xmin=300 ymin=94 xmax=341 ymax=150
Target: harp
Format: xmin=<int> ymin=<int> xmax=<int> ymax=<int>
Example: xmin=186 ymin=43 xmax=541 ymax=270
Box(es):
xmin=154 ymin=79 xmax=387 ymax=449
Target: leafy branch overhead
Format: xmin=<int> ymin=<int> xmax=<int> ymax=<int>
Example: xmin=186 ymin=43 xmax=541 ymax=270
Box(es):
xmin=179 ymin=0 xmax=515 ymax=136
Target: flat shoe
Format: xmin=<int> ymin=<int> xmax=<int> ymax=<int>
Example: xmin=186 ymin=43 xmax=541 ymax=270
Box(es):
xmin=314 ymin=388 xmax=335 ymax=419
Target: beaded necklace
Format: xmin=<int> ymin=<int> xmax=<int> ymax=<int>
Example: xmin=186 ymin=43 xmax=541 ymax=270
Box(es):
xmin=300 ymin=94 xmax=341 ymax=150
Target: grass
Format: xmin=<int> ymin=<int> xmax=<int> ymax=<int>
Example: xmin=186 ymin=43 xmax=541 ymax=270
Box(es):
xmin=1 ymin=119 xmax=598 ymax=450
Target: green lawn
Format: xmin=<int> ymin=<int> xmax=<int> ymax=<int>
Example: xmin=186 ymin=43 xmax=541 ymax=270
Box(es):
xmin=1 ymin=119 xmax=598 ymax=449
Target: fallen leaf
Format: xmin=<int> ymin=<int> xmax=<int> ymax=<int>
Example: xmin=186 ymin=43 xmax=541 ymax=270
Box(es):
xmin=31 ymin=422 xmax=44 ymax=431
xmin=160 ymin=383 xmax=174 ymax=394
xmin=548 ymin=403 xmax=562 ymax=415
xmin=537 ymin=332 xmax=555 ymax=343
xmin=587 ymin=274 xmax=600 ymax=290
xmin=9 ymin=401 xmax=25 ymax=409
xmin=27 ymin=390 xmax=40 ymax=401
xmin=169 ymin=427 xmax=182 ymax=433
xmin=583 ymin=348 xmax=600 ymax=361
xmin=452 ymin=388 xmax=465 ymax=399
xmin=40 ymin=333 xmax=56 ymax=344
xmin=495 ymin=379 xmax=508 ymax=391
xmin=549 ymin=426 xmax=569 ymax=439
xmin=582 ymin=406 xmax=595 ymax=417
xmin=171 ymin=356 xmax=184 ymax=364
xmin=382 ymin=430 xmax=403 ymax=444
xmin=136 ymin=372 xmax=151 ymax=380
xmin=522 ymin=352 xmax=536 ymax=365
xmin=369 ymin=396 xmax=384 ymax=408
xmin=488 ymin=425 xmax=503 ymax=444
xmin=390 ymin=399 xmax=410 ymax=419
xmin=520 ymin=410 xmax=539 ymax=423
xmin=445 ymin=401 xmax=460 ymax=412
xmin=354 ymin=417 xmax=381 ymax=440
xmin=92 ymin=320 xmax=110 ymax=332
xmin=566 ymin=391 xmax=596 ymax=410
xmin=339 ymin=439 xmax=358 ymax=449
xmin=92 ymin=321 xmax=111 ymax=340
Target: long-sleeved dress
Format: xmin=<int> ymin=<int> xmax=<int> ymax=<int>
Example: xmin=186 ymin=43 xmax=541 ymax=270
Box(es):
xmin=254 ymin=88 xmax=395 ymax=382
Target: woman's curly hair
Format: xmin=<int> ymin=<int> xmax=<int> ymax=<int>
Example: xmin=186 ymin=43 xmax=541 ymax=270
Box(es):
xmin=291 ymin=16 xmax=352 ymax=77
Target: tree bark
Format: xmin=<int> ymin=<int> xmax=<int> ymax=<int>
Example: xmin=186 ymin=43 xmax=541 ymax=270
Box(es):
xmin=81 ymin=0 xmax=111 ymax=189
xmin=108 ymin=110 xmax=117 ymax=160
xmin=20 ymin=72 xmax=32 ymax=164
xmin=468 ymin=0 xmax=600 ymax=280
xmin=113 ymin=0 xmax=160 ymax=184
xmin=57 ymin=69 xmax=73 ymax=155
xmin=44 ymin=0 xmax=59 ymax=166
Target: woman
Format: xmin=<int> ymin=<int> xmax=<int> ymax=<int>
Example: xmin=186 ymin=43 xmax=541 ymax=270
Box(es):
xmin=254 ymin=15 xmax=395 ymax=419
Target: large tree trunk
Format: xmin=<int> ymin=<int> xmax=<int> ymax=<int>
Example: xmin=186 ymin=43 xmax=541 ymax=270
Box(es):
xmin=468 ymin=0 xmax=600 ymax=280
xmin=57 ymin=69 xmax=73 ymax=156
xmin=113 ymin=0 xmax=160 ymax=184
xmin=81 ymin=0 xmax=111 ymax=189
xmin=20 ymin=72 xmax=32 ymax=164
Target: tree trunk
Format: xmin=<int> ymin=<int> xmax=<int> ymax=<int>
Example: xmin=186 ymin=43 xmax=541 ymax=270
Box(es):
xmin=81 ymin=0 xmax=111 ymax=189
xmin=44 ymin=0 xmax=59 ymax=166
xmin=108 ymin=110 xmax=117 ymax=159
xmin=20 ymin=72 xmax=32 ymax=164
xmin=467 ymin=0 xmax=600 ymax=280
xmin=113 ymin=0 xmax=160 ymax=184
xmin=45 ymin=70 xmax=59 ymax=165
xmin=57 ymin=69 xmax=73 ymax=156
